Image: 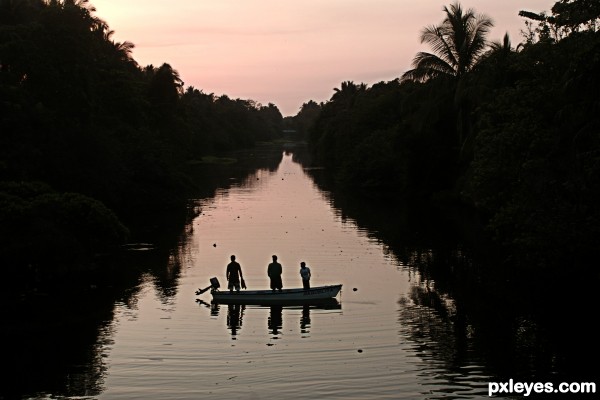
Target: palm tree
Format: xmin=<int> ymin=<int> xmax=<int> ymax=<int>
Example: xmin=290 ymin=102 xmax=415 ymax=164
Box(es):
xmin=401 ymin=2 xmax=493 ymax=82
xmin=332 ymin=81 xmax=367 ymax=99
xmin=330 ymin=81 xmax=367 ymax=110
xmin=401 ymin=3 xmax=493 ymax=159
xmin=103 ymin=27 xmax=136 ymax=63
xmin=489 ymin=32 xmax=513 ymax=55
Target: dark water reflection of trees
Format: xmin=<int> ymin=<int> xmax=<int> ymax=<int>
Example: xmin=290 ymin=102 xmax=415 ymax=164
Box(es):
xmin=297 ymin=146 xmax=599 ymax=389
xmin=3 ymin=145 xmax=597 ymax=399
xmin=1 ymin=145 xmax=285 ymax=400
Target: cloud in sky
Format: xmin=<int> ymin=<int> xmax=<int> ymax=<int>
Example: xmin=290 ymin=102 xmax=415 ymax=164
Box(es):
xmin=92 ymin=0 xmax=553 ymax=116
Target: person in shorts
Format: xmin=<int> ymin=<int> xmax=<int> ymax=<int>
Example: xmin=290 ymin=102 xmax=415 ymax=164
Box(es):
xmin=299 ymin=261 xmax=311 ymax=290
xmin=226 ymin=255 xmax=244 ymax=291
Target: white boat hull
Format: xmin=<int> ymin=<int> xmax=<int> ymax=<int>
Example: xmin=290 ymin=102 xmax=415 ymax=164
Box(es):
xmin=209 ymin=284 xmax=342 ymax=304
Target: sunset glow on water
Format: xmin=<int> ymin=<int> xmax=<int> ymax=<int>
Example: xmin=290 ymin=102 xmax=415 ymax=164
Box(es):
xmin=96 ymin=153 xmax=507 ymax=399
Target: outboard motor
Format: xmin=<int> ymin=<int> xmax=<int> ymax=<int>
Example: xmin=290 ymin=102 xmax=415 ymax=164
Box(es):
xmin=209 ymin=277 xmax=220 ymax=290
xmin=196 ymin=277 xmax=221 ymax=295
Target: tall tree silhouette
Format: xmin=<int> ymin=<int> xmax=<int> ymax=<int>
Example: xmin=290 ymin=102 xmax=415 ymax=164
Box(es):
xmin=146 ymin=63 xmax=183 ymax=118
xmin=401 ymin=2 xmax=493 ymax=82
xmin=401 ymin=2 xmax=493 ymax=158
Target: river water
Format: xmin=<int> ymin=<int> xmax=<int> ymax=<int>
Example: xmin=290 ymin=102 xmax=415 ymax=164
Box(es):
xmin=4 ymin=147 xmax=597 ymax=399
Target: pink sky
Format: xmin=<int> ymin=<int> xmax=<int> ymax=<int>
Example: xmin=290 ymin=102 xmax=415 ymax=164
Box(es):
xmin=91 ymin=0 xmax=553 ymax=116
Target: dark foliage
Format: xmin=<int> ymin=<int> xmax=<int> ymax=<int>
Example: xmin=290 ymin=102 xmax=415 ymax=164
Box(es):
xmin=0 ymin=0 xmax=284 ymax=272
xmin=0 ymin=181 xmax=129 ymax=272
xmin=307 ymin=1 xmax=600 ymax=274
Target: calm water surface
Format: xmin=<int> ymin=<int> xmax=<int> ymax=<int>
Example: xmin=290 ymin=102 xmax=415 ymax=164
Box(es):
xmin=9 ymin=149 xmax=595 ymax=400
xmin=92 ymin=152 xmax=507 ymax=400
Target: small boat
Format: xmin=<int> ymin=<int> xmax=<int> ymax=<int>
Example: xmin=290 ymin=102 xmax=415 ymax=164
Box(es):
xmin=196 ymin=278 xmax=342 ymax=305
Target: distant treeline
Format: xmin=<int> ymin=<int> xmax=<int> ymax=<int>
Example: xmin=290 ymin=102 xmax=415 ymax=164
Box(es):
xmin=0 ymin=0 xmax=284 ymax=270
xmin=305 ymin=1 xmax=600 ymax=273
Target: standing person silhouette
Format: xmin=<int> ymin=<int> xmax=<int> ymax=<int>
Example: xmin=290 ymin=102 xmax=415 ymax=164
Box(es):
xmin=267 ymin=255 xmax=283 ymax=292
xmin=299 ymin=261 xmax=311 ymax=290
xmin=226 ymin=255 xmax=244 ymax=292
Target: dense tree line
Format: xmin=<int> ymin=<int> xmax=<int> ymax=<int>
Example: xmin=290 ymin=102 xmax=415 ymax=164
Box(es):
xmin=0 ymin=0 xmax=283 ymax=272
xmin=308 ymin=1 xmax=600 ymax=273
xmin=284 ymin=100 xmax=322 ymax=141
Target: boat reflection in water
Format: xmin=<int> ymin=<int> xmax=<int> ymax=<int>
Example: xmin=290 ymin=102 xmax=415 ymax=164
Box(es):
xmin=197 ymin=298 xmax=341 ymax=339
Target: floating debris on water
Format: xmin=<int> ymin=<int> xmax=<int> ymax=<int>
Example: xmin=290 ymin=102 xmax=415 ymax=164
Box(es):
xmin=122 ymin=243 xmax=155 ymax=251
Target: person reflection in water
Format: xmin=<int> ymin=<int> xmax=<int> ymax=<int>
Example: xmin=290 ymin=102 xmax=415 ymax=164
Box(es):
xmin=227 ymin=303 xmax=244 ymax=338
xmin=267 ymin=255 xmax=283 ymax=292
xmin=299 ymin=261 xmax=311 ymax=290
xmin=301 ymin=304 xmax=311 ymax=335
xmin=226 ymin=255 xmax=244 ymax=292
xmin=268 ymin=305 xmax=283 ymax=336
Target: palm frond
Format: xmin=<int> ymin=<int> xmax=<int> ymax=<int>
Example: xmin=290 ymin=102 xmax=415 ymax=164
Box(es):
xmin=401 ymin=52 xmax=455 ymax=82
